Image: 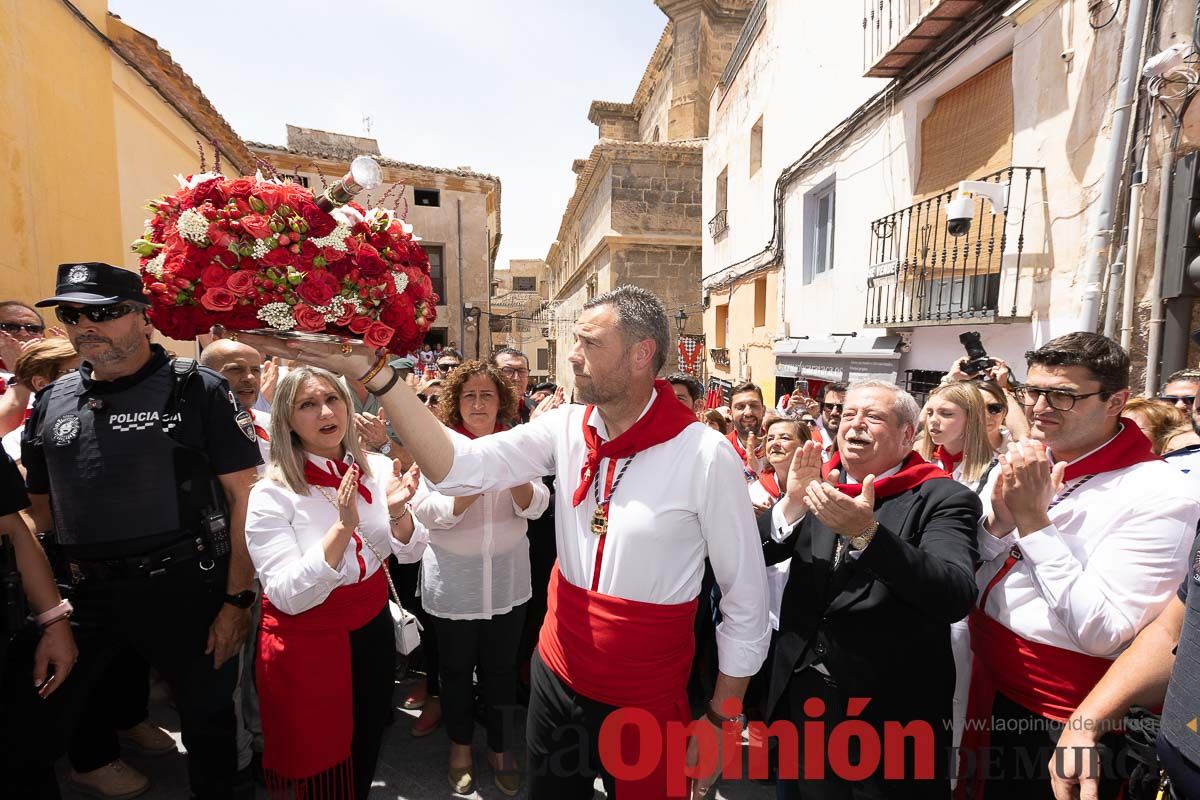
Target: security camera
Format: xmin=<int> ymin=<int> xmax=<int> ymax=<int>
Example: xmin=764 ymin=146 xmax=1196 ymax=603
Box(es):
xmin=946 ymin=181 xmax=1010 ymax=238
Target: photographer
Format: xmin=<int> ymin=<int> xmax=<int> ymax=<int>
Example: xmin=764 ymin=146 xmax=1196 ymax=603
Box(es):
xmin=945 ymin=331 xmax=1029 ymax=442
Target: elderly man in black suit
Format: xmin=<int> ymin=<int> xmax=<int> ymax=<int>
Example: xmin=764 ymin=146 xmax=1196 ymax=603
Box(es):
xmin=760 ymin=379 xmax=980 ymax=799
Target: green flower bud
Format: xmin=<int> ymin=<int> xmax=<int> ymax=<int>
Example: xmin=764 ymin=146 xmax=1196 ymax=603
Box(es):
xmin=248 ymin=196 xmax=267 ymax=213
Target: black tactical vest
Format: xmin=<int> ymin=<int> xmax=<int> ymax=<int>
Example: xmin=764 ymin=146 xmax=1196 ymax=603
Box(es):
xmin=36 ymin=361 xmax=218 ymax=547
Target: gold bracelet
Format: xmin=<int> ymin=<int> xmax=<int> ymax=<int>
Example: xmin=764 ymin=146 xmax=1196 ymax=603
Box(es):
xmin=358 ymin=353 xmax=388 ymax=386
xmin=389 ymin=503 xmax=412 ymax=524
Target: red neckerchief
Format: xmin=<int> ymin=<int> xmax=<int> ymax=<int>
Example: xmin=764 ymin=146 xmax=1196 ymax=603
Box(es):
xmin=726 ymin=429 xmax=763 ymax=460
xmin=248 ymin=409 xmax=269 ymax=442
xmin=933 ymin=444 xmax=963 ymax=476
xmin=572 ymin=379 xmax=698 ymax=507
xmin=1058 ymin=420 xmax=1160 ymax=482
xmin=758 ymin=471 xmax=782 ymax=501
xmin=303 ymin=457 xmax=372 ymax=503
xmin=821 ymin=451 xmax=948 ymax=499
xmin=451 ymin=421 xmax=507 ymax=440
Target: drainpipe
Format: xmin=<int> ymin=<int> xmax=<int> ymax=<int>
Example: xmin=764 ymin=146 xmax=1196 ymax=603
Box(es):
xmin=1119 ymin=151 xmax=1147 ymax=349
xmin=1077 ymin=0 xmax=1150 ymax=332
xmin=1102 ymin=244 xmax=1126 ymax=338
xmin=1145 ymin=136 xmax=1182 ymax=394
xmin=456 ymin=199 xmax=466 ymax=355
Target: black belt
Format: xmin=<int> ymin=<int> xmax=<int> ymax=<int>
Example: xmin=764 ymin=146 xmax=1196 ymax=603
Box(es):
xmin=67 ymin=535 xmax=219 ymax=583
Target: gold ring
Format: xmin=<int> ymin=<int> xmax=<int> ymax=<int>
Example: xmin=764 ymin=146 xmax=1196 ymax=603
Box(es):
xmin=228 ymin=332 xmax=239 ymax=342
xmin=341 ymin=343 xmax=353 ymax=355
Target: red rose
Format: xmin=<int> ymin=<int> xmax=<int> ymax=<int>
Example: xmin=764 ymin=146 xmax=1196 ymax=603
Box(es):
xmin=199 ymin=287 xmax=236 ymax=312
xmin=363 ymin=322 xmax=395 ymax=350
xmin=334 ymin=303 xmax=356 ymax=327
xmin=299 ymin=202 xmax=337 ymax=238
xmin=184 ymin=178 xmax=223 ymax=209
xmin=379 ymin=295 xmax=415 ymax=327
xmin=208 ymin=227 xmax=234 ymax=248
xmin=356 ymin=250 xmax=387 ymax=279
xmin=299 ymin=239 xmax=318 ymax=261
xmin=200 ymin=264 xmax=229 ymax=288
xmin=226 ymin=271 xmax=257 ymax=298
xmin=348 ymin=315 xmax=372 ymax=334
xmin=297 ymin=271 xmax=339 ymax=306
xmin=262 ymin=247 xmax=297 ymax=268
xmin=224 ymin=177 xmax=255 ymax=199
xmin=239 ymin=214 xmax=273 ymax=240
xmin=322 ymin=245 xmax=347 ymax=263
xmin=293 ymin=303 xmax=326 ymax=332
xmin=281 ymin=182 xmax=313 ymax=208
xmin=255 ymin=184 xmax=285 ymax=213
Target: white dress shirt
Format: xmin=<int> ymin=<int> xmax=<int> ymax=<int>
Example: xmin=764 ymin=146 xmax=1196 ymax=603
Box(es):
xmin=248 ymin=409 xmax=271 ymax=473
xmin=748 ymin=480 xmax=788 ymax=631
xmin=246 ymin=451 xmax=428 ymax=616
xmin=977 ymin=433 xmax=1200 ymax=657
xmin=415 ymin=473 xmax=550 ymax=620
xmin=432 ymin=397 xmax=772 ymax=678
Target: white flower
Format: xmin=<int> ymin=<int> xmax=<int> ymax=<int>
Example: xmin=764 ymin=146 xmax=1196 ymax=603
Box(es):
xmin=313 ymin=295 xmax=348 ymax=323
xmin=144 ymin=253 xmax=165 ymax=279
xmin=256 ymin=302 xmax=296 ymax=331
xmin=250 ymin=240 xmax=271 ymax=260
xmin=401 ymin=220 xmax=414 ymax=235
xmin=176 ymin=209 xmax=211 ymax=245
xmin=393 ymin=272 xmax=409 ymax=294
xmin=174 ymin=171 xmax=223 ymax=191
xmin=309 ymin=221 xmax=352 ymax=251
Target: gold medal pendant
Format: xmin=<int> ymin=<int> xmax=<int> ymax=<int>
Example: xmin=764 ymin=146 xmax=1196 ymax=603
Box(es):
xmin=590 ymin=506 xmax=609 ymax=536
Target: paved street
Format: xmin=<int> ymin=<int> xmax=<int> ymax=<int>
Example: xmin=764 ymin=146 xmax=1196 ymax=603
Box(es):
xmin=59 ymin=673 xmax=776 ymax=800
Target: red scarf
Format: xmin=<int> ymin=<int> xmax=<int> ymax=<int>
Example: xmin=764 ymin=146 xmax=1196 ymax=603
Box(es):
xmin=451 ymin=421 xmax=507 ymax=439
xmin=572 ymin=380 xmax=697 ymax=507
xmin=249 ymin=409 xmax=269 ymax=442
xmin=258 ymin=570 xmax=387 ymax=796
xmin=758 ymin=471 xmax=782 ymax=500
xmin=303 ymin=457 xmax=372 ymax=503
xmin=1059 ymin=418 xmax=1160 ymax=481
xmin=932 ymin=444 xmax=962 ymax=476
xmin=821 ymin=451 xmax=949 ymax=499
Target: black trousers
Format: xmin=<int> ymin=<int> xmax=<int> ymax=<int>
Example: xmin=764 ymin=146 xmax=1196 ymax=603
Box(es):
xmin=68 ymin=645 xmax=152 ymax=770
xmin=433 ymin=602 xmax=526 ymax=753
xmin=346 ymin=604 xmax=397 ymax=800
xmin=982 ymin=693 xmax=1125 ymax=800
xmin=392 ymin=560 xmax=440 ymax=695
xmin=1 ymin=562 xmax=238 ymax=799
xmin=526 ymin=648 xmax=617 ymax=800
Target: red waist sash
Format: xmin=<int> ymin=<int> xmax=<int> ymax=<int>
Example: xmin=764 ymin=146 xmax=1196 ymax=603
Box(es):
xmin=538 ymin=564 xmax=698 ymax=799
xmin=955 ymin=609 xmax=1115 ymax=799
xmin=258 ymin=567 xmax=387 ymax=792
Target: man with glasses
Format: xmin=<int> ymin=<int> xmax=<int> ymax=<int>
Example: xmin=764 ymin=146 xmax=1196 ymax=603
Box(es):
xmin=0 ymin=301 xmax=48 ymax=435
xmin=491 ymin=347 xmax=532 ymax=421
xmin=959 ymin=332 xmax=1199 ymax=799
xmin=436 ymin=348 xmax=463 ymax=375
xmin=1158 ymin=368 xmax=1200 ymax=414
xmin=816 ymin=382 xmax=847 ymax=461
xmin=18 ymin=263 xmax=261 ymax=799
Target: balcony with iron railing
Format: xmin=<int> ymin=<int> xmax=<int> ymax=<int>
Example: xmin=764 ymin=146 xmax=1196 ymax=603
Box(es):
xmin=708 ymin=209 xmax=729 ymax=240
xmin=710 ymin=347 xmax=731 ymax=369
xmin=864 ymin=166 xmax=1043 ymax=327
xmin=863 ymin=0 xmax=989 ymax=78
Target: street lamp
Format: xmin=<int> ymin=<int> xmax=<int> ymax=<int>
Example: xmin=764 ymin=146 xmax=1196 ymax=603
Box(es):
xmin=463 ymin=305 xmax=483 ymax=358
xmin=674 ymin=309 xmax=689 ymax=335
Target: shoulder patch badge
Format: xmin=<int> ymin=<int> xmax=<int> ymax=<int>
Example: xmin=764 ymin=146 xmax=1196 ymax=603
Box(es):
xmin=234 ymin=409 xmax=256 ymax=443
xmin=51 ymin=414 xmax=81 ymax=446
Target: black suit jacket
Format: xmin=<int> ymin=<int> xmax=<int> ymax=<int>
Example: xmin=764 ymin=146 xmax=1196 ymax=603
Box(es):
xmin=760 ymin=477 xmax=980 ymax=762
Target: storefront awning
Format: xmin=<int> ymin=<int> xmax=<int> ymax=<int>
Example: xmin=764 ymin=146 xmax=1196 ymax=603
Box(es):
xmin=774 ymin=335 xmax=903 ymax=384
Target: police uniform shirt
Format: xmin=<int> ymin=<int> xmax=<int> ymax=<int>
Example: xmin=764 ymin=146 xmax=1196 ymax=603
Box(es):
xmin=1158 ymin=530 xmax=1200 ymax=797
xmin=21 ymin=344 xmax=261 ymax=553
xmin=1 ymin=451 xmax=29 ymax=517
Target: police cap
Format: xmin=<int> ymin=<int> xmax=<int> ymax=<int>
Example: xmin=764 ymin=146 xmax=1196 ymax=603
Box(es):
xmin=36 ymin=262 xmax=146 ymax=307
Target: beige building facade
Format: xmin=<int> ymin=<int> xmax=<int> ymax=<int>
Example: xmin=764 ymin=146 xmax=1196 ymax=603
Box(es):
xmin=703 ymin=0 xmax=1200 ymax=404
xmin=543 ymin=0 xmax=753 ymax=390
xmin=491 ymin=258 xmax=551 ymax=382
xmin=249 ymin=126 xmax=501 ymax=360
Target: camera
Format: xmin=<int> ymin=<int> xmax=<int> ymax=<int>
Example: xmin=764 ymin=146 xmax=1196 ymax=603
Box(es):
xmin=959 ymin=331 xmax=995 ymax=377
xmin=947 ymin=195 xmax=975 ymax=237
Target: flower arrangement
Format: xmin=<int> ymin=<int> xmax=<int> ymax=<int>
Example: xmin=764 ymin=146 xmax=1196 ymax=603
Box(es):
xmin=132 ymin=170 xmax=438 ymax=352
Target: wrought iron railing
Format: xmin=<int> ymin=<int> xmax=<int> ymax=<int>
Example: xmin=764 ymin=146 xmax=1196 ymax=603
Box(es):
xmin=708 ymin=209 xmax=729 ymax=239
xmin=864 ymin=166 xmax=1043 ymax=327
xmin=862 ymin=0 xmax=983 ymax=77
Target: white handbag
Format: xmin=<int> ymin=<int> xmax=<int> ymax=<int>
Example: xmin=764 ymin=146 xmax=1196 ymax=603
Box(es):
xmin=361 ymin=536 xmax=423 ymax=655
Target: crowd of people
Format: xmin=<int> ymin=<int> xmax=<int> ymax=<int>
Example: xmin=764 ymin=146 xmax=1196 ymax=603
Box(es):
xmin=4 ymin=263 xmax=1200 ymax=800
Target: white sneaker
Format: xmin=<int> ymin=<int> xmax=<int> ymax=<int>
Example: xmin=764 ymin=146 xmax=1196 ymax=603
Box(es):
xmin=67 ymin=760 xmax=150 ymax=799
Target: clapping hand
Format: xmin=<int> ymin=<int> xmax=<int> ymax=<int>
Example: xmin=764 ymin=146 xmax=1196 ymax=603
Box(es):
xmin=386 ymin=461 xmax=421 ymax=516
xmin=804 ymin=470 xmax=876 ymax=538
xmin=260 ymin=358 xmax=279 ymax=404
xmin=776 ymin=440 xmax=824 ymax=525
xmin=530 ymin=386 xmax=565 ymax=420
xmin=997 ymin=439 xmax=1065 ymax=536
xmin=356 ymin=409 xmax=389 ymax=451
xmin=337 ymin=464 xmax=361 ymax=530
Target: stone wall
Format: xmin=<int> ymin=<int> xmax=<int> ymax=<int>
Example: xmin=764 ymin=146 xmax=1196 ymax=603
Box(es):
xmin=613 ymin=243 xmax=704 ymax=373
xmin=611 ymin=154 xmax=703 ymax=235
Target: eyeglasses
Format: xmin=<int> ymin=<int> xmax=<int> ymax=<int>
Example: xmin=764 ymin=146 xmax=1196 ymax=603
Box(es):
xmin=54 ymin=304 xmax=138 ymax=326
xmin=821 ymin=403 xmax=843 ymax=412
xmin=1159 ymin=395 xmax=1197 ymax=406
xmin=0 ymin=322 xmax=45 ymax=335
xmin=436 ymin=362 xmax=459 ymax=372
xmin=1012 ymin=384 xmax=1110 ymax=412
xmin=500 ymin=366 xmax=530 ymax=379
xmin=417 ymin=393 xmax=441 ymax=406
xmin=801 ymin=417 xmax=818 ymax=427
xmin=986 ymin=402 xmax=1006 ymax=415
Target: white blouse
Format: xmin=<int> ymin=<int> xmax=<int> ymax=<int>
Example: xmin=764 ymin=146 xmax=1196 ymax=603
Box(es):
xmin=414 ymin=473 xmax=551 ymax=620
xmin=245 ymin=451 xmax=428 ymax=615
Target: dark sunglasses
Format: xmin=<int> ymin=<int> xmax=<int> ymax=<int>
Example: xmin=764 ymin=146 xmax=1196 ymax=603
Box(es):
xmin=0 ymin=322 xmax=45 ymax=335
xmin=436 ymin=362 xmax=458 ymax=372
xmin=801 ymin=417 xmax=818 ymax=427
xmin=986 ymin=402 xmax=1006 ymax=415
xmin=1159 ymin=395 xmax=1197 ymax=405
xmin=417 ymin=393 xmax=441 ymax=406
xmin=54 ymin=304 xmax=138 ymax=326
xmin=821 ymin=402 xmax=843 ymax=412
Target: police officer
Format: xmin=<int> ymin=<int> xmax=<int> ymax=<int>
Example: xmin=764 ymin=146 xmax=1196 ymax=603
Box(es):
xmin=20 ymin=262 xmax=260 ymax=798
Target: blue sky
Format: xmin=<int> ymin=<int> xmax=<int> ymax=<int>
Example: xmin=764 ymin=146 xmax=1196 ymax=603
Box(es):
xmin=108 ymin=0 xmax=668 ymax=266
